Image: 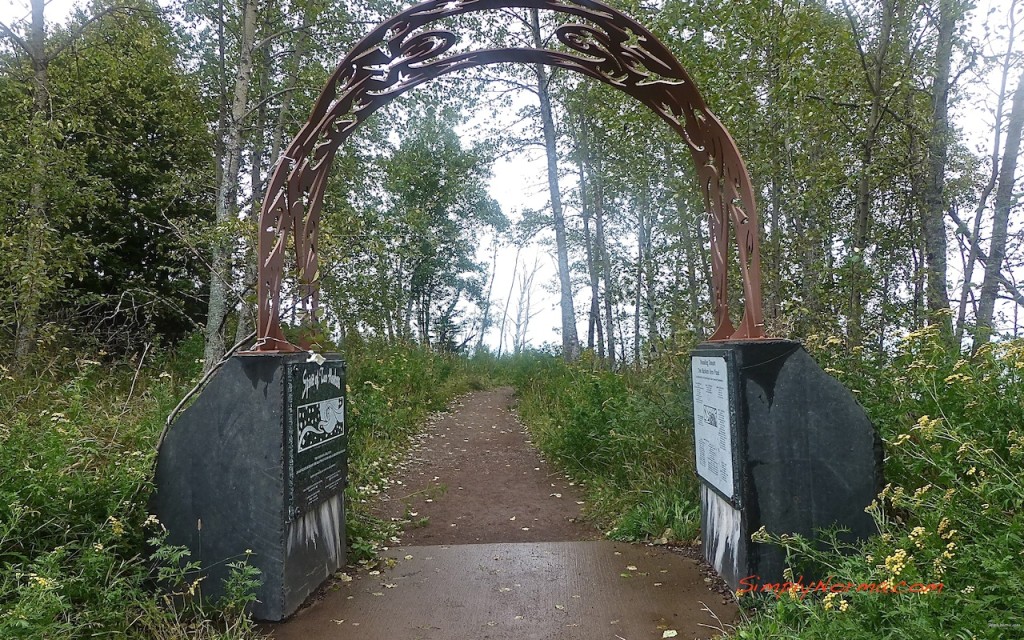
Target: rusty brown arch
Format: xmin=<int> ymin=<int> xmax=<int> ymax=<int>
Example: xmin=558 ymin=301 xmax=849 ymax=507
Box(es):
xmin=252 ymin=0 xmax=765 ymax=352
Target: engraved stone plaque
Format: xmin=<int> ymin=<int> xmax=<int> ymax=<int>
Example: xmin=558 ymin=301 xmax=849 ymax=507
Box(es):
xmin=691 ymin=355 xmax=735 ymax=500
xmin=286 ymin=361 xmax=347 ymax=520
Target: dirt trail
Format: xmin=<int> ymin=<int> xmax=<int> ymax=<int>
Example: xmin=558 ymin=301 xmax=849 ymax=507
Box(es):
xmin=268 ymin=387 xmax=738 ymax=640
xmin=372 ymin=387 xmax=595 ymax=544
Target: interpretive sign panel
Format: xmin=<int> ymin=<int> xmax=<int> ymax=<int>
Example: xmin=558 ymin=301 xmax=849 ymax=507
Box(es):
xmin=286 ymin=361 xmax=347 ymax=520
xmin=691 ymin=354 xmax=736 ymax=501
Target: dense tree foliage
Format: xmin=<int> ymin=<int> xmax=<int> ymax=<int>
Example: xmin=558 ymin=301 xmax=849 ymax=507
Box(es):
xmin=2 ymin=0 xmax=1019 ymax=361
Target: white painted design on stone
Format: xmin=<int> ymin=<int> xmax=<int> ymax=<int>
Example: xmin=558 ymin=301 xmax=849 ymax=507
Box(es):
xmin=702 ymin=484 xmax=741 ymax=578
xmin=287 ymin=493 xmax=343 ymax=566
xmin=692 ymin=356 xmax=734 ymax=498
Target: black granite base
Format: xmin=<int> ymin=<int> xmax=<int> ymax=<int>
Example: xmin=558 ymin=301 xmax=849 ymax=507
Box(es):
xmin=693 ymin=340 xmax=883 ymax=589
xmin=151 ymin=353 xmax=347 ymax=621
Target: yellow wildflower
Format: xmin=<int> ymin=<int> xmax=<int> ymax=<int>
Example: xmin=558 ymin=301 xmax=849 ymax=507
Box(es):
xmin=823 ymin=592 xmax=837 ymax=610
xmin=885 ymin=549 xmax=910 ymax=576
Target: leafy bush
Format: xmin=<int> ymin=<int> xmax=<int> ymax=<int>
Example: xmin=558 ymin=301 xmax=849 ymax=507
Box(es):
xmin=0 ymin=336 xmax=268 ymax=638
xmin=511 ymin=331 xmax=1024 ymax=639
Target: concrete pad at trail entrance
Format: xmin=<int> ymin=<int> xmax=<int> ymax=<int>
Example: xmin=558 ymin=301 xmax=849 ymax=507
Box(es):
xmin=269 ymin=540 xmax=736 ymax=640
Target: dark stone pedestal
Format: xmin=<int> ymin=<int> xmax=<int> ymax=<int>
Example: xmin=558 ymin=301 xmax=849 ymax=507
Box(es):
xmin=152 ymin=353 xmax=347 ymax=621
xmin=691 ymin=340 xmax=883 ymax=590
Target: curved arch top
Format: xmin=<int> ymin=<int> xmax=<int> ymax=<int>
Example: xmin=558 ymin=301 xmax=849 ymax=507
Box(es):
xmin=252 ymin=0 xmax=765 ymax=352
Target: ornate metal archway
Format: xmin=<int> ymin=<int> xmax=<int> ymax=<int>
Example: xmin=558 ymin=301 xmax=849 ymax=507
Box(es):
xmin=251 ymin=0 xmax=765 ymax=352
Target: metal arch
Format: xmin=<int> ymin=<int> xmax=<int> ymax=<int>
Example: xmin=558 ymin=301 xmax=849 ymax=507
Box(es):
xmin=252 ymin=0 xmax=765 ymax=352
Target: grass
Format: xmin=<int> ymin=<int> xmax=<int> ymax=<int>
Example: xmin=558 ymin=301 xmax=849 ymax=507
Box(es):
xmin=7 ymin=326 xmax=1019 ymax=639
xmin=509 ymin=349 xmax=703 ymax=542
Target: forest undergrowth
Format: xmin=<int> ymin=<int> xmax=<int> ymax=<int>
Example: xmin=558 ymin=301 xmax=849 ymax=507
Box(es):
xmin=511 ymin=329 xmax=1024 ymax=639
xmin=0 ymin=334 xmax=480 ymax=639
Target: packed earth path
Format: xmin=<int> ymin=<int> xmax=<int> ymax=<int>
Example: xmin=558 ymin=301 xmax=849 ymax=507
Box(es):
xmin=268 ymin=388 xmax=738 ymax=640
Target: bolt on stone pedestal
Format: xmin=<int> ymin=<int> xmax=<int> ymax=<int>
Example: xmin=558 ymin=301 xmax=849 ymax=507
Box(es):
xmin=692 ymin=340 xmax=883 ymax=590
xmin=151 ymin=353 xmax=347 ymax=621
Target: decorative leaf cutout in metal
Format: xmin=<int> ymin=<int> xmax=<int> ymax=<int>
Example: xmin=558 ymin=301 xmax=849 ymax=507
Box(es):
xmin=253 ymin=0 xmax=765 ymax=352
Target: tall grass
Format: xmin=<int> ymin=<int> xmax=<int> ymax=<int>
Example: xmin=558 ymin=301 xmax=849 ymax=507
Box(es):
xmin=510 ymin=350 xmax=702 ymax=541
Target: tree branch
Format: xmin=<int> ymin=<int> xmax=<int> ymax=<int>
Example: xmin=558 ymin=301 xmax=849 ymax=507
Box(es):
xmin=0 ymin=20 xmax=31 ymax=57
xmin=948 ymin=208 xmax=1024 ymax=309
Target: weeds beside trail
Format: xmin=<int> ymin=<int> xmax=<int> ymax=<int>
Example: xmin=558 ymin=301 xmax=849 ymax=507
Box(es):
xmin=509 ymin=351 xmax=702 ymax=542
xmin=510 ymin=332 xmax=1024 ymax=640
xmin=0 ymin=335 xmax=479 ymax=639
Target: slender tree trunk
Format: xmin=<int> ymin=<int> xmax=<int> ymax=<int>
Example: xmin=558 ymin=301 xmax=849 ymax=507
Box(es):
xmin=634 ymin=207 xmax=643 ymax=366
xmin=204 ymin=0 xmax=258 ymax=370
xmin=529 ymin=8 xmax=578 ymax=361
xmin=476 ymin=235 xmax=500 ymax=351
xmin=578 ymin=153 xmax=604 ymax=358
xmin=922 ymin=0 xmax=957 ymax=339
xmin=643 ymin=200 xmax=657 ymax=357
xmin=592 ymin=167 xmax=616 ymax=369
xmin=974 ymin=66 xmax=1024 ymax=346
xmin=14 ymin=0 xmax=51 ymax=360
xmin=677 ymin=194 xmax=703 ymax=338
xmin=234 ymin=41 xmax=269 ymax=346
xmin=497 ymin=246 xmax=522 ymax=357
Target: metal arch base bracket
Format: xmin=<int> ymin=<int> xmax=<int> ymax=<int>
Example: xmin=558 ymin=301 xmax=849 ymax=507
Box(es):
xmin=252 ymin=0 xmax=767 ymax=351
